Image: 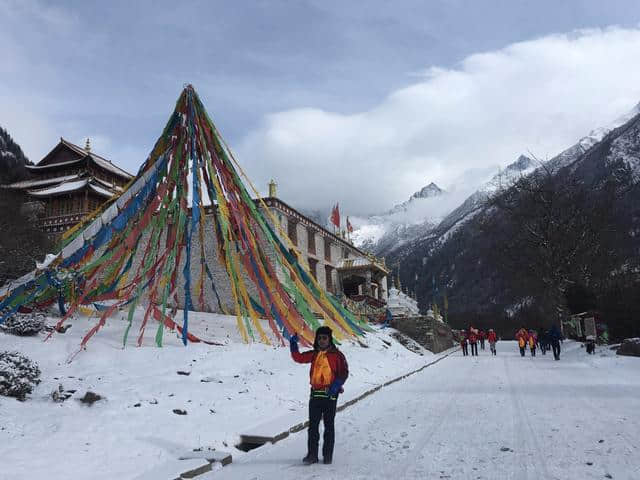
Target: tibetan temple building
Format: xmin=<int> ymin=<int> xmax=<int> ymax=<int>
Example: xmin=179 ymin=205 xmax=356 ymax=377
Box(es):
xmin=260 ymin=189 xmax=390 ymax=307
xmin=4 ymin=138 xmax=133 ymax=237
xmin=174 ymin=181 xmax=391 ymax=314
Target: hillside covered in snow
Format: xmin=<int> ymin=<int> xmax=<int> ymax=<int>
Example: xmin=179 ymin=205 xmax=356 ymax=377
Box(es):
xmin=391 ymin=102 xmax=640 ymax=339
xmin=1 ymin=310 xmax=433 ymax=480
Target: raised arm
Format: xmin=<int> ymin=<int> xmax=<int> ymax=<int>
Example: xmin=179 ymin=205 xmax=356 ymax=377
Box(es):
xmin=290 ymin=334 xmax=314 ymax=363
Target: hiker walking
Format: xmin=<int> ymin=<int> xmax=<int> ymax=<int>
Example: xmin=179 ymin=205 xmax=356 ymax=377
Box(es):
xmin=528 ymin=330 xmax=537 ymax=357
xmin=487 ymin=329 xmax=497 ymax=355
xmin=469 ymin=328 xmax=479 ymax=356
xmin=538 ymin=328 xmax=549 ymax=355
xmin=290 ymin=326 xmax=349 ymax=465
xmin=549 ymin=324 xmax=562 ymax=360
xmin=516 ymin=327 xmax=529 ymax=357
xmin=460 ymin=333 xmax=469 ymax=356
xmin=479 ymin=330 xmax=486 ymax=350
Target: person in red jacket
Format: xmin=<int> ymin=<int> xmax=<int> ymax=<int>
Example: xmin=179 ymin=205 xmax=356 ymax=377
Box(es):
xmin=468 ymin=328 xmax=479 ymax=356
xmin=290 ymin=326 xmax=349 ymax=465
xmin=487 ymin=329 xmax=498 ymax=355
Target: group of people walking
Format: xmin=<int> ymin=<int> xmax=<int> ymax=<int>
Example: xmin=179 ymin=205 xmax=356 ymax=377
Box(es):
xmin=515 ymin=324 xmax=563 ymax=360
xmin=459 ymin=324 xmax=563 ymax=360
xmin=460 ymin=327 xmax=498 ymax=356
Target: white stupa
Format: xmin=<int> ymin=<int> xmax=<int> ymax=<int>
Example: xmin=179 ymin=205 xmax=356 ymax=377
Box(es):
xmin=387 ymin=278 xmax=420 ymax=317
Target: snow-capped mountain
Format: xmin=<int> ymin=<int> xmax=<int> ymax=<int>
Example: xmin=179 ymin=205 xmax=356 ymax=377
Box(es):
xmin=388 ymin=100 xmax=640 ymax=326
xmin=349 ymin=182 xmax=448 ymax=253
xmin=367 ymin=102 xmax=640 ymax=260
xmin=549 ymin=101 xmax=640 ymax=171
xmin=386 ymin=182 xmax=444 ymax=214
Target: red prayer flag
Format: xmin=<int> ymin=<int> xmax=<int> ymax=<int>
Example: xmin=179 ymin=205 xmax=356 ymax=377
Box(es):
xmin=347 ymin=216 xmax=353 ymax=233
xmin=330 ymin=203 xmax=340 ymax=228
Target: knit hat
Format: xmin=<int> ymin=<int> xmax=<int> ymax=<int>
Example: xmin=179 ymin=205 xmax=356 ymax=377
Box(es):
xmin=314 ymin=326 xmax=334 ymax=350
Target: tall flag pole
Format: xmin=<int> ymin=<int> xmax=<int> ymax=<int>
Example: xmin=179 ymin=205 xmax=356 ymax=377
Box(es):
xmin=346 ymin=216 xmax=353 ymax=243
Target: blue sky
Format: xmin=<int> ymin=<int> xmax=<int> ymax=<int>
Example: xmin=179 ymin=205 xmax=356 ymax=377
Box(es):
xmin=2 ymin=1 xmax=640 ymax=214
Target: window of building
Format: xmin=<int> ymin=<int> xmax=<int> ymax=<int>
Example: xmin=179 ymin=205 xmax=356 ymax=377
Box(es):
xmin=325 ymin=265 xmax=334 ymax=293
xmin=308 ymin=258 xmax=318 ymax=280
xmin=342 ymin=248 xmax=349 ymax=259
xmin=324 ymin=239 xmax=331 ymax=262
xmin=307 ymin=227 xmax=316 ymax=254
xmin=287 ymin=219 xmax=298 ymax=245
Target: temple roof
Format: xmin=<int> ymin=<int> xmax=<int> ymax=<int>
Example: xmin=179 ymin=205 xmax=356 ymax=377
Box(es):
xmin=25 ymin=138 xmax=133 ymax=180
xmin=3 ymin=174 xmax=81 ymax=190
xmin=337 ymin=256 xmax=390 ymax=275
xmin=26 ymin=177 xmax=118 ymax=198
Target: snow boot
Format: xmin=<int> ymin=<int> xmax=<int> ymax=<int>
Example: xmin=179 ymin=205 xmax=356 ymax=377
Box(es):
xmin=303 ymin=454 xmax=319 ymax=465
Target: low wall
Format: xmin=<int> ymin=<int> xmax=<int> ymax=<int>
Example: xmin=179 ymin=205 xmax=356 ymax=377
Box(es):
xmin=390 ymin=315 xmax=454 ymax=353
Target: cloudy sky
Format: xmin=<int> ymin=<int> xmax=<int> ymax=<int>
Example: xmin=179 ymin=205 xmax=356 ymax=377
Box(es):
xmin=2 ymin=1 xmax=640 ymax=215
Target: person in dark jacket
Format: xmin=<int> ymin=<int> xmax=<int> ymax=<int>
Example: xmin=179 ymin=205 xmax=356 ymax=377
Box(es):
xmin=460 ymin=334 xmax=469 ymax=356
xmin=487 ymin=329 xmax=498 ymax=355
xmin=290 ymin=326 xmax=349 ymax=465
xmin=538 ymin=328 xmax=549 ymax=355
xmin=549 ymin=324 xmax=563 ymax=360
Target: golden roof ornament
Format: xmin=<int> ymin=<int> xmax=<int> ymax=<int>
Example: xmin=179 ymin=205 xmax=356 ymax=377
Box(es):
xmin=268 ymin=179 xmax=277 ymax=197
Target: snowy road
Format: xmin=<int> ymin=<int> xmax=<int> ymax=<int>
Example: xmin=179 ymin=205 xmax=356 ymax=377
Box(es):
xmin=210 ymin=341 xmax=640 ymax=480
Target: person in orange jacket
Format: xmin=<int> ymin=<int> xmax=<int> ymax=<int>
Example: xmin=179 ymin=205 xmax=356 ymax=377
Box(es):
xmin=528 ymin=330 xmax=538 ymax=357
xmin=487 ymin=329 xmax=498 ymax=355
xmin=290 ymin=326 xmax=349 ymax=465
xmin=515 ymin=327 xmax=529 ymax=357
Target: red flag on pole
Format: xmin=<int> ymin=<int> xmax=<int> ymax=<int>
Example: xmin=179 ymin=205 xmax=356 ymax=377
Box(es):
xmin=330 ymin=203 xmax=340 ymax=229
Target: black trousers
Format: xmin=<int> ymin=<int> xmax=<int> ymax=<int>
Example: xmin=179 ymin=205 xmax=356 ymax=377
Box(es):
xmin=462 ymin=344 xmax=468 ymax=356
xmin=470 ymin=343 xmax=478 ymax=356
xmin=308 ymin=396 xmax=337 ymax=460
xmin=480 ymin=339 xmax=485 ymax=350
xmin=552 ymin=341 xmax=561 ymax=360
xmin=520 ymin=346 xmax=526 ymax=356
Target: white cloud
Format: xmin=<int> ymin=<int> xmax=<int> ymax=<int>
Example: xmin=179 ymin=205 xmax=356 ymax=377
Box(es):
xmin=239 ymin=27 xmax=640 ymax=215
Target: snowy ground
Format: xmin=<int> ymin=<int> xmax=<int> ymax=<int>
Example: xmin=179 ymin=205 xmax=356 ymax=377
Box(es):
xmin=0 ymin=310 xmax=430 ymax=480
xmin=209 ymin=341 xmax=640 ymax=480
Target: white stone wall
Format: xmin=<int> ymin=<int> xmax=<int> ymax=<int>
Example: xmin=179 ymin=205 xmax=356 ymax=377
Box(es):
xmin=131 ymin=204 xmax=378 ymax=314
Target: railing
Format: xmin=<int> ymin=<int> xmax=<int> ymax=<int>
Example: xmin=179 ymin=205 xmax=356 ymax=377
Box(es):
xmin=37 ymin=212 xmax=88 ymax=229
xmin=349 ymin=294 xmax=386 ymax=308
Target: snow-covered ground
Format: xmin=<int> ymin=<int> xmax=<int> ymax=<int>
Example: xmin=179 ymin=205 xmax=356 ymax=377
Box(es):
xmin=3 ymin=315 xmax=639 ymax=480
xmin=0 ymin=311 xmax=430 ymax=480
xmin=209 ymin=341 xmax=640 ymax=480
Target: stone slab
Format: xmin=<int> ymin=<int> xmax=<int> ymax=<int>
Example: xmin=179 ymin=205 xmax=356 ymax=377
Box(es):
xmin=178 ymin=450 xmax=233 ymax=466
xmin=132 ymin=459 xmax=211 ymax=480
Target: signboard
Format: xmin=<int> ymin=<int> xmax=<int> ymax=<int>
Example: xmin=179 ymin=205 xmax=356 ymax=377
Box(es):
xmin=584 ymin=316 xmax=596 ymax=339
